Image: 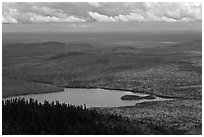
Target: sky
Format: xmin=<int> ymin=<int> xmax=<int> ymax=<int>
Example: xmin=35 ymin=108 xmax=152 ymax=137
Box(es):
xmin=2 ymin=2 xmax=202 ymax=24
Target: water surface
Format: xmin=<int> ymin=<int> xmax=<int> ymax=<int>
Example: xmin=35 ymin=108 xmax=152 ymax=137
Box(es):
xmin=3 ymin=88 xmax=171 ymax=108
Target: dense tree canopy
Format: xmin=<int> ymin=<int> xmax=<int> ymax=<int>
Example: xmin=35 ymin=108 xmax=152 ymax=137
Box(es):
xmin=2 ymin=98 xmax=185 ymax=135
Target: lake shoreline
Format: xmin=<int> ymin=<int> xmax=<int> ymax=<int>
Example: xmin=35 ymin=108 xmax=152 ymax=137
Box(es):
xmin=3 ymin=85 xmax=198 ymax=100
xmin=2 ymin=88 xmax=64 ymax=99
xmin=63 ymin=86 xmax=200 ymax=100
xmin=3 ymin=87 xmax=175 ymax=108
xmin=66 ymin=86 xmax=200 ymax=100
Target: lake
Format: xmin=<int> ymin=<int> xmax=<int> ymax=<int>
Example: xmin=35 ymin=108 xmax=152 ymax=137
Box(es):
xmin=3 ymin=88 xmax=171 ymax=108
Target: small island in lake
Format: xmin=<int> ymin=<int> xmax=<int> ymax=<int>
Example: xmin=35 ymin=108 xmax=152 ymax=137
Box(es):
xmin=121 ymin=95 xmax=156 ymax=100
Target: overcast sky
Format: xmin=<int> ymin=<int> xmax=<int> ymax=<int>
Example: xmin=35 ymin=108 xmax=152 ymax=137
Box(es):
xmin=2 ymin=2 xmax=202 ymax=24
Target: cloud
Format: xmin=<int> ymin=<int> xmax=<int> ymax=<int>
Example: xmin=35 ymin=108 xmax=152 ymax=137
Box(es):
xmin=88 ymin=11 xmax=117 ymax=22
xmin=2 ymin=15 xmax=18 ymax=23
xmin=29 ymin=14 xmax=85 ymax=23
xmin=2 ymin=4 xmax=86 ymax=23
xmin=30 ymin=5 xmax=69 ymax=19
xmin=141 ymin=2 xmax=202 ymax=22
xmin=88 ymin=2 xmax=100 ymax=8
xmin=88 ymin=2 xmax=202 ymax=22
xmin=2 ymin=16 xmax=7 ymax=23
xmin=2 ymin=7 xmax=19 ymax=23
xmin=88 ymin=11 xmax=147 ymax=22
xmin=88 ymin=12 xmax=176 ymax=22
xmin=115 ymin=13 xmax=146 ymax=22
xmin=88 ymin=12 xmax=148 ymax=22
xmin=2 ymin=2 xmax=202 ymax=23
xmin=161 ymin=16 xmax=177 ymax=22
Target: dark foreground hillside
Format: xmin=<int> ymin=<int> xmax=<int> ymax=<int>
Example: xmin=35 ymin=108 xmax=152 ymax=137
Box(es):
xmin=2 ymin=98 xmax=186 ymax=135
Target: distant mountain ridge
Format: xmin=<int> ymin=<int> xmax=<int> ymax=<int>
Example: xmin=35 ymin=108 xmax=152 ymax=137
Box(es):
xmin=169 ymin=39 xmax=202 ymax=51
xmin=6 ymin=41 xmax=65 ymax=47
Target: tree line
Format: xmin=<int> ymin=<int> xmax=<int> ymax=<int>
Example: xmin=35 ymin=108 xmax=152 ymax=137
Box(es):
xmin=2 ymin=98 xmax=185 ymax=135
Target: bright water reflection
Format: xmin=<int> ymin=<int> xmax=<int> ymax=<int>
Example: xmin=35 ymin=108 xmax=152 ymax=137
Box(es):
xmin=3 ymin=88 xmax=171 ymax=108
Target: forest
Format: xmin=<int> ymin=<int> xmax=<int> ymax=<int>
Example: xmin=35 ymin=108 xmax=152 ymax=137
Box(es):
xmin=2 ymin=98 xmax=186 ymax=135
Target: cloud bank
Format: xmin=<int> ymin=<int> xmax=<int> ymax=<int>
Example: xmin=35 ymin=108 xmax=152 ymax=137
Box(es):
xmin=2 ymin=2 xmax=202 ymax=23
xmin=3 ymin=4 xmax=86 ymax=23
xmin=88 ymin=3 xmax=202 ymax=22
xmin=88 ymin=2 xmax=101 ymax=8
